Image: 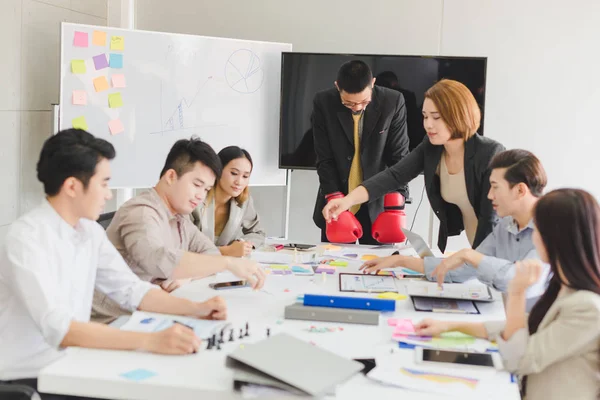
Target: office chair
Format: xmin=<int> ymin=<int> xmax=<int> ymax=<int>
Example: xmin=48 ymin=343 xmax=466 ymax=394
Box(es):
xmin=97 ymin=211 xmax=116 ymax=230
xmin=0 ymin=383 xmax=41 ymax=400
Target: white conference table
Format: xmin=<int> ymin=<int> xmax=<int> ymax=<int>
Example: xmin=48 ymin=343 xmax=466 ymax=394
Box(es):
xmin=39 ymin=244 xmax=520 ymax=400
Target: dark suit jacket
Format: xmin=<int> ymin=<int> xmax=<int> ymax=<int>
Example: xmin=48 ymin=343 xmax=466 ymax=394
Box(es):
xmin=312 ymin=86 xmax=410 ymax=230
xmin=362 ymin=134 xmax=505 ymax=252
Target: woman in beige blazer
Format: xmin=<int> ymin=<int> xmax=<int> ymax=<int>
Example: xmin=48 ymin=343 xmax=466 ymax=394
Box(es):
xmin=415 ymin=188 xmax=600 ymax=400
xmin=192 ymin=146 xmax=266 ymax=257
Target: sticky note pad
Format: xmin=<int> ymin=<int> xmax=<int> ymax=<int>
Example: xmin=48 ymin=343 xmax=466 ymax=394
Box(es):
xmin=268 ymin=265 xmax=290 ymax=270
xmin=271 ymin=269 xmax=292 ymax=275
xmin=73 ymin=31 xmax=88 ymax=47
xmin=108 ymin=92 xmax=123 ymax=108
xmin=110 ymin=36 xmax=124 ymax=51
xmin=71 ymin=60 xmax=86 ymax=74
xmin=361 ymin=254 xmax=378 ymax=261
xmin=393 ymin=319 xmax=416 ymax=335
xmin=109 ymin=53 xmax=123 ymax=68
xmin=120 ymin=369 xmax=156 ymax=381
xmin=72 ymin=116 xmax=88 ymax=130
xmin=92 ymin=54 xmax=109 ymax=70
xmin=378 ymin=292 xmax=407 ymax=301
xmin=72 ymin=90 xmax=87 ymax=105
xmin=328 ymin=261 xmax=348 ymax=267
xmin=315 ymin=265 xmax=336 ymax=274
xmin=92 ymin=30 xmax=106 ymax=46
xmin=109 ymin=119 xmax=124 ymax=135
xmin=93 ymin=76 xmax=109 ymax=92
xmin=111 ymin=74 xmax=126 ymax=88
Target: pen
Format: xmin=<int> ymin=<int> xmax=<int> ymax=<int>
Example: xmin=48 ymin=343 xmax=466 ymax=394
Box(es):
xmin=174 ymin=320 xmax=195 ymax=330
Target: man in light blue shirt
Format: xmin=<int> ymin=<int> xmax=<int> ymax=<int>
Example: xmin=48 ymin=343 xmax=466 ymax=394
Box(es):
xmin=360 ymin=149 xmax=550 ymax=299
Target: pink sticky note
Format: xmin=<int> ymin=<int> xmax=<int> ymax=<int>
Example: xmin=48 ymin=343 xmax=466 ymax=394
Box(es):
xmin=111 ymin=74 xmax=126 ymax=88
xmin=393 ymin=319 xmax=416 ymax=335
xmin=73 ymin=31 xmax=88 ymax=47
xmin=387 ymin=318 xmax=399 ymax=327
xmin=108 ymin=119 xmax=124 ymax=135
xmin=72 ymin=90 xmax=87 ymax=105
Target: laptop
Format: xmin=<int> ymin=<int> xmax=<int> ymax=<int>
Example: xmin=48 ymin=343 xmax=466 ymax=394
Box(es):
xmin=401 ymin=228 xmax=435 ymax=258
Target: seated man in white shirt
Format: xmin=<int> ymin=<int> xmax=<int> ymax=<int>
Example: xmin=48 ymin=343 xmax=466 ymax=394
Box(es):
xmin=361 ymin=149 xmax=551 ymax=304
xmin=0 ymin=129 xmax=227 ymax=399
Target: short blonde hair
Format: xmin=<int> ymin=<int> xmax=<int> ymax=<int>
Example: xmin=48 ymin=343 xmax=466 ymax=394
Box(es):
xmin=424 ymin=79 xmax=481 ymax=141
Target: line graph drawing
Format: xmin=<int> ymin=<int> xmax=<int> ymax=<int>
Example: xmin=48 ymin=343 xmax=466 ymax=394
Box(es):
xmin=225 ymin=49 xmax=264 ymax=94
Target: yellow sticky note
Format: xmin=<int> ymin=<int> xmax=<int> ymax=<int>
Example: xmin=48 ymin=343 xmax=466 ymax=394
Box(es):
xmin=92 ymin=30 xmax=107 ymax=46
xmin=71 ymin=60 xmax=86 ymax=74
xmin=110 ymin=36 xmax=124 ymax=51
xmin=108 ymin=92 xmax=123 ymax=108
xmin=361 ymin=254 xmax=378 ymax=261
xmin=377 ymin=292 xmax=407 ymax=301
xmin=72 ymin=116 xmax=88 ymax=130
xmin=93 ymin=76 xmax=109 ymax=92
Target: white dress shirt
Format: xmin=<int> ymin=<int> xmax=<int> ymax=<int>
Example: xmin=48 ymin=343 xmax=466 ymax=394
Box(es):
xmin=0 ymin=200 xmax=154 ymax=380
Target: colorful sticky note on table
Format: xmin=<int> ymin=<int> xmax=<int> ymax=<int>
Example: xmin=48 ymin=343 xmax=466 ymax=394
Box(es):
xmin=93 ymin=76 xmax=109 ymax=92
xmin=328 ymin=261 xmax=348 ymax=267
xmin=108 ymin=92 xmax=123 ymax=108
xmin=315 ymin=265 xmax=336 ymax=274
xmin=73 ymin=31 xmax=88 ymax=47
xmin=110 ymin=53 xmax=123 ymax=68
xmin=111 ymin=74 xmax=126 ymax=88
xmin=393 ymin=319 xmax=416 ymax=335
xmin=108 ymin=119 xmax=124 ymax=135
xmin=72 ymin=116 xmax=88 ymax=130
xmin=71 ymin=60 xmax=86 ymax=74
xmin=92 ymin=30 xmax=107 ymax=46
xmin=93 ymin=54 xmax=109 ymax=70
xmin=72 ymin=90 xmax=87 ymax=105
xmin=120 ymin=369 xmax=156 ymax=381
xmin=322 ymin=244 xmax=342 ymax=251
xmin=377 ymin=292 xmax=407 ymax=301
xmin=291 ymin=265 xmax=313 ymax=274
xmin=110 ymin=35 xmax=124 ymax=50
xmin=361 ymin=254 xmax=378 ymax=261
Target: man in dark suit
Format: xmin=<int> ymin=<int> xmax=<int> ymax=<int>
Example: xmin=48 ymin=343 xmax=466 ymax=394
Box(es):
xmin=312 ymin=60 xmax=410 ymax=244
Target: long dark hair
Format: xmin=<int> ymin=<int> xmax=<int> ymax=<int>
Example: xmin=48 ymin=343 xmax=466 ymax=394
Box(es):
xmin=528 ymin=189 xmax=600 ymax=334
xmin=217 ymin=146 xmax=253 ymax=204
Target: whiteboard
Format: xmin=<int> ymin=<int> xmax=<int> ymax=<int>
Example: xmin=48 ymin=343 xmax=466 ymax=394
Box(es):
xmin=59 ymin=23 xmax=291 ymax=188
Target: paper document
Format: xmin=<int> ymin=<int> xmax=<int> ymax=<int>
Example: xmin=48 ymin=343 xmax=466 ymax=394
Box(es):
xmin=412 ymin=297 xmax=479 ymax=314
xmin=407 ymin=281 xmax=493 ymax=301
xmin=339 ymin=274 xmax=398 ymax=292
xmin=121 ymin=311 xmax=230 ymax=339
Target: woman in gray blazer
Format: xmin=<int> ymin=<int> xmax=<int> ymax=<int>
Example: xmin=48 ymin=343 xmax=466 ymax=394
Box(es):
xmin=323 ymin=79 xmax=505 ymax=251
xmin=192 ymin=146 xmax=266 ymax=257
xmin=415 ymin=188 xmax=600 ymax=400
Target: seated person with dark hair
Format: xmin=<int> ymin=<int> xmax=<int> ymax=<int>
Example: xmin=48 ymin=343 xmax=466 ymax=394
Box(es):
xmin=0 ymin=129 xmax=226 ymax=399
xmin=92 ymin=137 xmax=265 ymax=323
xmin=361 ymin=149 xmax=551 ymax=302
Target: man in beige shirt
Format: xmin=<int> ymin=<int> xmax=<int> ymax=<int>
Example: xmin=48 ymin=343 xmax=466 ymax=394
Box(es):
xmin=93 ymin=137 xmax=266 ymax=322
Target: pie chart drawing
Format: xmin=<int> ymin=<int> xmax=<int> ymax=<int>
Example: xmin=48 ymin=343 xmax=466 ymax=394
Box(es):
xmin=225 ymin=49 xmax=264 ymax=94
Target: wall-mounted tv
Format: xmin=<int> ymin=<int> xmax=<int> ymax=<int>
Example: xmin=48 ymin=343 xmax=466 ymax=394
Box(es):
xmin=279 ymin=53 xmax=487 ymax=170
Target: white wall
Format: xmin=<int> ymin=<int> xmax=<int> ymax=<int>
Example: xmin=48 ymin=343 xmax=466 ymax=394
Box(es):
xmin=136 ymin=0 xmax=443 ymax=244
xmin=0 ymin=0 xmax=108 ymax=244
xmin=441 ymin=0 xmax=600 ymax=198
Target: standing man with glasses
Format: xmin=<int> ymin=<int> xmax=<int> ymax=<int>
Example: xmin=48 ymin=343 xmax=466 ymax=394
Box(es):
xmin=312 ymin=60 xmax=410 ymax=244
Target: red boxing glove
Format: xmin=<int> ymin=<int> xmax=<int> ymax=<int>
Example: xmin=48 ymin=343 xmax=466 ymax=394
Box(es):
xmin=325 ymin=192 xmax=363 ymax=243
xmin=372 ymin=192 xmax=407 ymax=244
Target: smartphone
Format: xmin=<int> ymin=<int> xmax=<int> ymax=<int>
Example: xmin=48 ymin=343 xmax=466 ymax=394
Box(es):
xmin=415 ymin=348 xmax=503 ymax=369
xmin=208 ymin=280 xmax=249 ymax=290
xmin=283 ymin=243 xmax=316 ymax=251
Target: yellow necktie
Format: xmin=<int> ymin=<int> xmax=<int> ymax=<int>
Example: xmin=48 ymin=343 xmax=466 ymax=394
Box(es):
xmin=348 ymin=113 xmax=363 ymax=214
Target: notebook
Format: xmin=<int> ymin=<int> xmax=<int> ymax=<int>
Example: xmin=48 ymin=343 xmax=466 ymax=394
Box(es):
xmin=226 ymin=333 xmax=363 ymax=396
